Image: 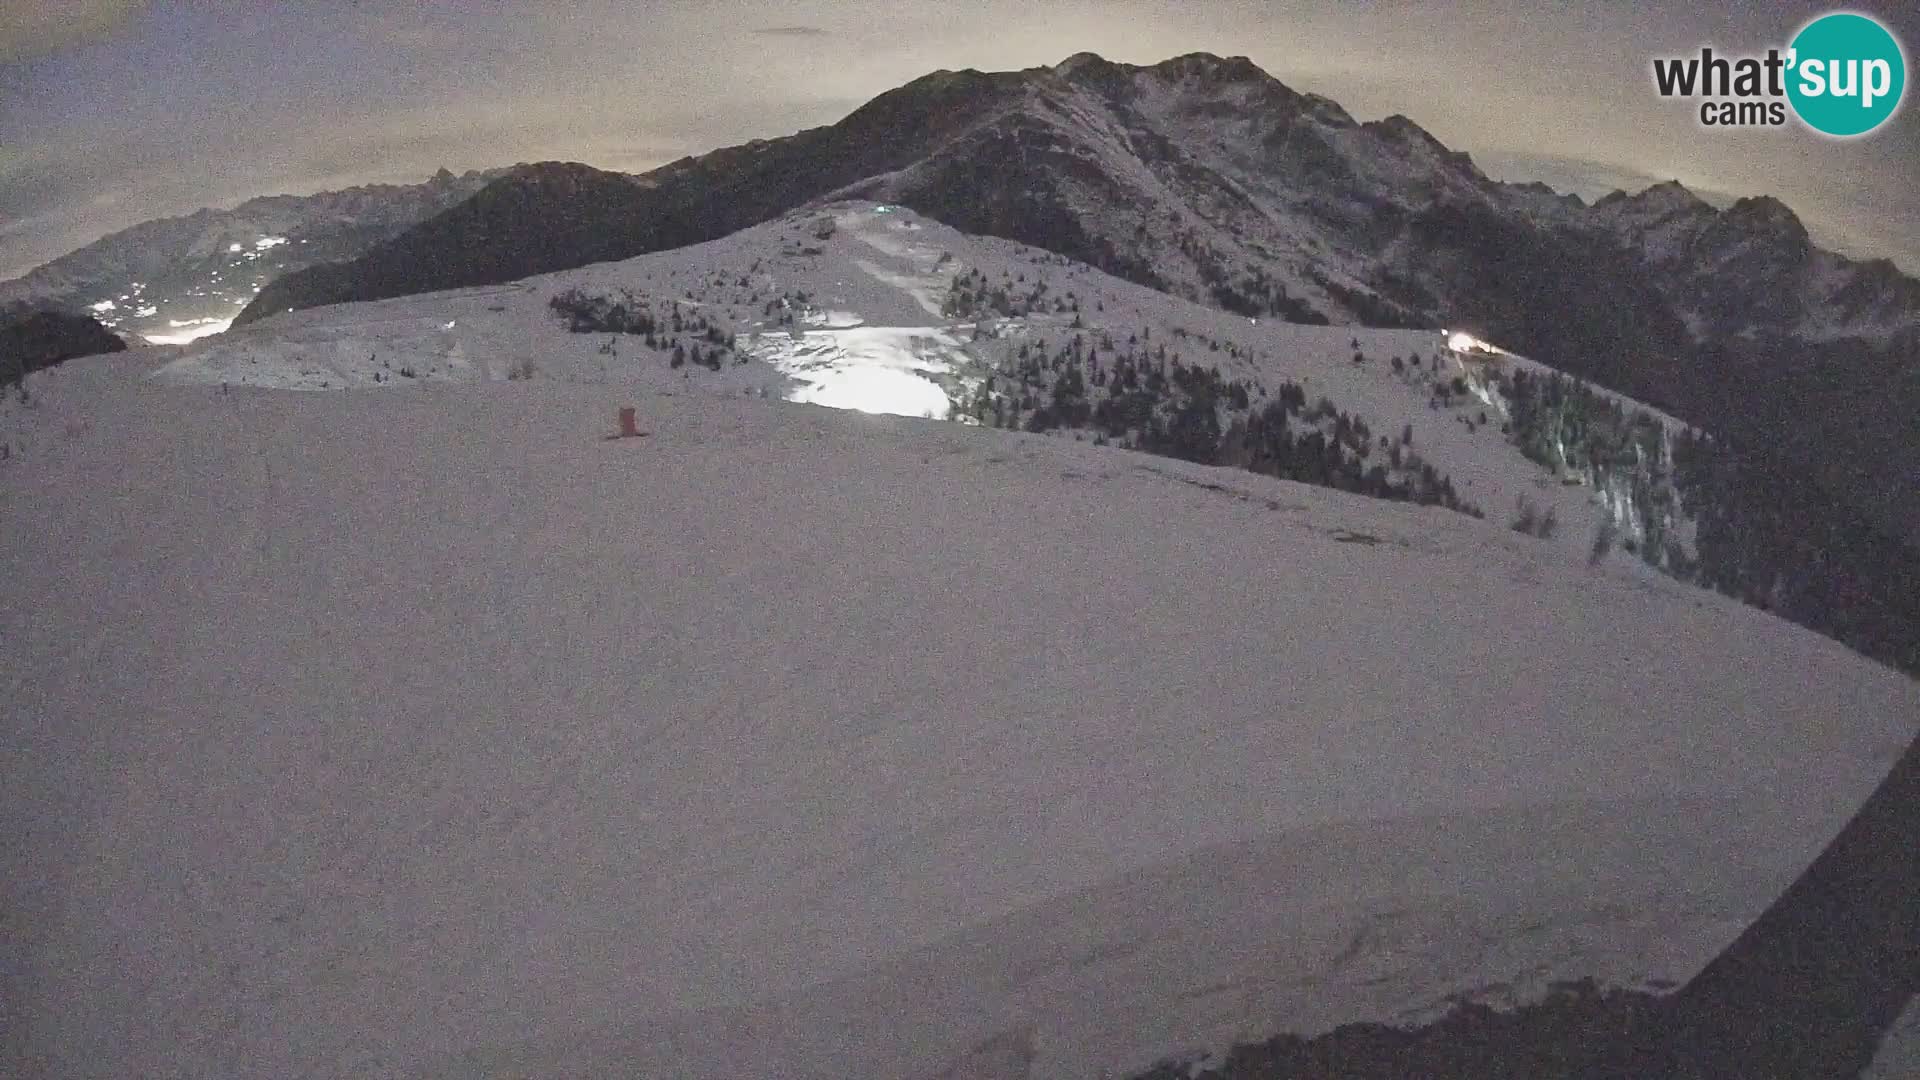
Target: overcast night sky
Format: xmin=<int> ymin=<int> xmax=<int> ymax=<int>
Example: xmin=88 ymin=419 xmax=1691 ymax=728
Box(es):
xmin=2 ymin=0 xmax=1916 ymax=282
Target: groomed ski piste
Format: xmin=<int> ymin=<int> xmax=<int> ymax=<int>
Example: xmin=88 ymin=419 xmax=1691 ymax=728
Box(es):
xmin=3 ymin=205 xmax=1916 ymax=1078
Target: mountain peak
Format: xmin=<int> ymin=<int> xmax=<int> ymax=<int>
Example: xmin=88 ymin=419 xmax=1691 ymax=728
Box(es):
xmin=1715 ymin=195 xmax=1811 ymax=255
xmin=1725 ymin=194 xmax=1801 ymax=227
xmin=1592 ymin=180 xmax=1712 ymax=222
xmin=1150 ymin=52 xmax=1272 ymax=84
xmin=1052 ymin=51 xmax=1115 ymax=77
xmin=1368 ymin=114 xmax=1446 ymax=150
xmin=1637 ymin=180 xmax=1710 ymax=210
xmin=1048 ymin=51 xmax=1280 ymax=92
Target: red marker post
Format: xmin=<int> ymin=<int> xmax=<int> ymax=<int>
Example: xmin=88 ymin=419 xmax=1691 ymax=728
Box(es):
xmin=606 ymin=407 xmax=649 ymax=441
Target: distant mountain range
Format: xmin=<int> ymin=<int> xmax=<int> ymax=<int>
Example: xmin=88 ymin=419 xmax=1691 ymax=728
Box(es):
xmin=0 ymin=168 xmax=502 ymax=343
xmin=238 ymin=54 xmax=1920 ymax=349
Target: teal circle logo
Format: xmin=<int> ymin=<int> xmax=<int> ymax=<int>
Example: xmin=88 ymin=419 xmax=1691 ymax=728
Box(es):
xmin=1787 ymin=12 xmax=1906 ymax=136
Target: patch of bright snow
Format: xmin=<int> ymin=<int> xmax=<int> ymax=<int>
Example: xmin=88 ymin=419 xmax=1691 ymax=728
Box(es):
xmin=749 ymin=325 xmax=962 ymax=418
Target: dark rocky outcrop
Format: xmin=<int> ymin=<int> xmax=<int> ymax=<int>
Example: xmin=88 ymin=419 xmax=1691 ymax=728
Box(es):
xmin=1 ymin=310 xmax=126 ymax=386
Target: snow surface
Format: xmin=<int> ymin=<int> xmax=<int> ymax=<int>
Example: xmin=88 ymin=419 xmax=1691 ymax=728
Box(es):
xmin=4 ymin=343 xmax=1916 ymax=1079
xmin=5 ymin=205 xmax=1916 ymax=1078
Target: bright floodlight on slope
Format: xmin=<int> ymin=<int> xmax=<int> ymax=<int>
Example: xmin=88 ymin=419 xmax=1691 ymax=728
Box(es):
xmin=1445 ymin=330 xmax=1505 ymax=357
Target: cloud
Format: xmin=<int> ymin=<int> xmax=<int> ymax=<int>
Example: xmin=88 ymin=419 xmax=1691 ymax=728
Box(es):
xmin=751 ymin=25 xmax=829 ymax=37
xmin=0 ymin=0 xmax=148 ymax=60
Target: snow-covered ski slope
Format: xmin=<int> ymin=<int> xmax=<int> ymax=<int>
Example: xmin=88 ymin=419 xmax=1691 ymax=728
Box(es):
xmin=1 ymin=207 xmax=1914 ymax=1078
xmin=4 ymin=351 xmax=1916 ymax=1079
xmin=150 ymin=203 xmax=1674 ymax=567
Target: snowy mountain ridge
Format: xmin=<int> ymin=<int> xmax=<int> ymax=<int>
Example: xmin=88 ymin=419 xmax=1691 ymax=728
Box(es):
xmin=216 ymin=55 xmax=1920 ymax=555
xmin=152 ymin=195 xmax=1920 ymax=673
xmin=148 ymin=202 xmax=1695 ymax=573
xmin=17 ymin=53 xmax=1914 ymax=544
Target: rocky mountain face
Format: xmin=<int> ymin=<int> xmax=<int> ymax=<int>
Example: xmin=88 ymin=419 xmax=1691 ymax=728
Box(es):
xmin=0 ymin=168 xmax=502 ymax=343
xmin=240 ymin=54 xmax=1919 ymax=347
xmin=1591 ymin=184 xmax=1920 ymax=341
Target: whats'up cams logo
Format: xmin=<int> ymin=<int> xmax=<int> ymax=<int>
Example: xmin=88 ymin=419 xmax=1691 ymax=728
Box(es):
xmin=1653 ymin=11 xmax=1907 ymax=136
